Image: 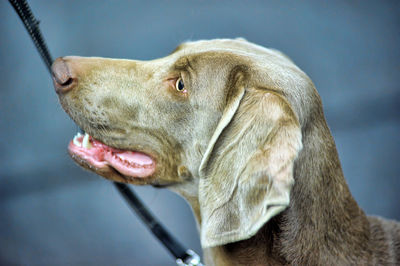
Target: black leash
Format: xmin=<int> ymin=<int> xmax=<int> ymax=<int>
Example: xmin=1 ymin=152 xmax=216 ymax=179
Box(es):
xmin=114 ymin=183 xmax=202 ymax=266
xmin=8 ymin=1 xmax=203 ymax=265
xmin=8 ymin=0 xmax=52 ymax=74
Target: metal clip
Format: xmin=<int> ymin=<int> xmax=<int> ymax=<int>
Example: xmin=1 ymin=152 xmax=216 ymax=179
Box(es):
xmin=176 ymin=249 xmax=204 ymax=266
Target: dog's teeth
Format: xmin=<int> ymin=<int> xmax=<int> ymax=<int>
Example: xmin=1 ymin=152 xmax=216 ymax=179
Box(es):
xmin=73 ymin=135 xmax=81 ymax=147
xmin=82 ymin=133 xmax=92 ymax=149
xmin=73 ymin=132 xmax=82 ymax=139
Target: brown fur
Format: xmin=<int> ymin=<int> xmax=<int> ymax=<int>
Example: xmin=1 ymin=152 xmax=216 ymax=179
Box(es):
xmin=54 ymin=38 xmax=400 ymax=265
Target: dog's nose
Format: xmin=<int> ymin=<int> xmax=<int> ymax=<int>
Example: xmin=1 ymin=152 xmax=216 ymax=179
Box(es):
xmin=52 ymin=57 xmax=76 ymax=94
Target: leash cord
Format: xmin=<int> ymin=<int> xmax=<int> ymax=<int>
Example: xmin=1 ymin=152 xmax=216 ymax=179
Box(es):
xmin=114 ymin=183 xmax=196 ymax=264
xmin=8 ymin=0 xmax=203 ymax=265
xmin=9 ymin=0 xmax=53 ymax=74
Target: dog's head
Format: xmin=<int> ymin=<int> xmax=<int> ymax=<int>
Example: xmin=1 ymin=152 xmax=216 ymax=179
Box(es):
xmin=53 ymin=38 xmax=317 ymax=247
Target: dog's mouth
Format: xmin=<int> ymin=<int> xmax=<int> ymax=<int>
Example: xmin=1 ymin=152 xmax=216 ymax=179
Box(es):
xmin=68 ymin=132 xmax=156 ymax=178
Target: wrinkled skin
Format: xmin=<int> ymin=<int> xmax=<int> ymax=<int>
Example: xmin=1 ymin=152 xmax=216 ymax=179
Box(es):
xmin=55 ymin=39 xmax=400 ymax=266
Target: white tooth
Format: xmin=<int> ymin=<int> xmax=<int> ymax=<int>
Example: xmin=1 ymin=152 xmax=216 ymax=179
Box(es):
xmin=82 ymin=133 xmax=92 ymax=149
xmin=73 ymin=135 xmax=81 ymax=147
xmin=74 ymin=132 xmax=82 ymax=139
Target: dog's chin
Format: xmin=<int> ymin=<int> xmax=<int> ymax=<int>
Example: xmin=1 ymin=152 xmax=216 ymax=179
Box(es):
xmin=68 ymin=132 xmax=158 ymax=185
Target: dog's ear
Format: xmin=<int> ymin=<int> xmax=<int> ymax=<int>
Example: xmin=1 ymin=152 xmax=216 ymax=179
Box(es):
xmin=198 ymin=79 xmax=302 ymax=247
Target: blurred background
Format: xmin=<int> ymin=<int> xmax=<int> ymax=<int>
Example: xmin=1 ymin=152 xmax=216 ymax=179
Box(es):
xmin=1 ymin=0 xmax=399 ymax=265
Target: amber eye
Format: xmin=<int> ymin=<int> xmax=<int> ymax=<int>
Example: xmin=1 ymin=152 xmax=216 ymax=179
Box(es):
xmin=175 ymin=78 xmax=185 ymax=92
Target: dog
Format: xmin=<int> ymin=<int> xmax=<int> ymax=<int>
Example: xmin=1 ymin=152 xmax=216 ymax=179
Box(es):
xmin=52 ymin=38 xmax=400 ymax=265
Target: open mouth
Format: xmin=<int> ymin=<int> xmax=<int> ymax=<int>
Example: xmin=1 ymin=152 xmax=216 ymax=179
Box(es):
xmin=68 ymin=132 xmax=156 ymax=178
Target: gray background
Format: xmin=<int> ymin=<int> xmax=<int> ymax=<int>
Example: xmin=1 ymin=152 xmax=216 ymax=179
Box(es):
xmin=1 ymin=0 xmax=399 ymax=265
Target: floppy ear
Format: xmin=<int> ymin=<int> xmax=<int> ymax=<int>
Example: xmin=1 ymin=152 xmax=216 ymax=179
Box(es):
xmin=198 ymin=84 xmax=302 ymax=247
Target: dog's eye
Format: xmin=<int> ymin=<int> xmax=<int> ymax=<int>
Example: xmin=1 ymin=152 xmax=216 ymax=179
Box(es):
xmin=175 ymin=78 xmax=185 ymax=92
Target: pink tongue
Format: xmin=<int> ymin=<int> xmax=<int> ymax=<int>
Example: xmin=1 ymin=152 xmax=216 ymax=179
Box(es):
xmin=113 ymin=151 xmax=154 ymax=165
xmin=103 ymin=150 xmax=155 ymax=178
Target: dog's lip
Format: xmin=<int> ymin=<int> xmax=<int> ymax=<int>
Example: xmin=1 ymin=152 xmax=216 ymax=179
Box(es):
xmin=68 ymin=132 xmax=156 ymax=179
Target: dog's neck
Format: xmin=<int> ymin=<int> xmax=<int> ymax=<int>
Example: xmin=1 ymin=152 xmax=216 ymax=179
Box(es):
xmin=267 ymin=117 xmax=371 ymax=265
xmin=174 ymin=116 xmax=370 ymax=265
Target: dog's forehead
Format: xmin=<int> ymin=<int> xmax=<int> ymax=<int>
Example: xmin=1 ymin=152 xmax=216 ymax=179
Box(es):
xmin=170 ymin=39 xmax=294 ymax=68
xmin=176 ymin=39 xmax=263 ymax=53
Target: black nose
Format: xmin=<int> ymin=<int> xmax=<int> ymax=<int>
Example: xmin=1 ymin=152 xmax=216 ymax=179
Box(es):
xmin=52 ymin=57 xmax=76 ymax=94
